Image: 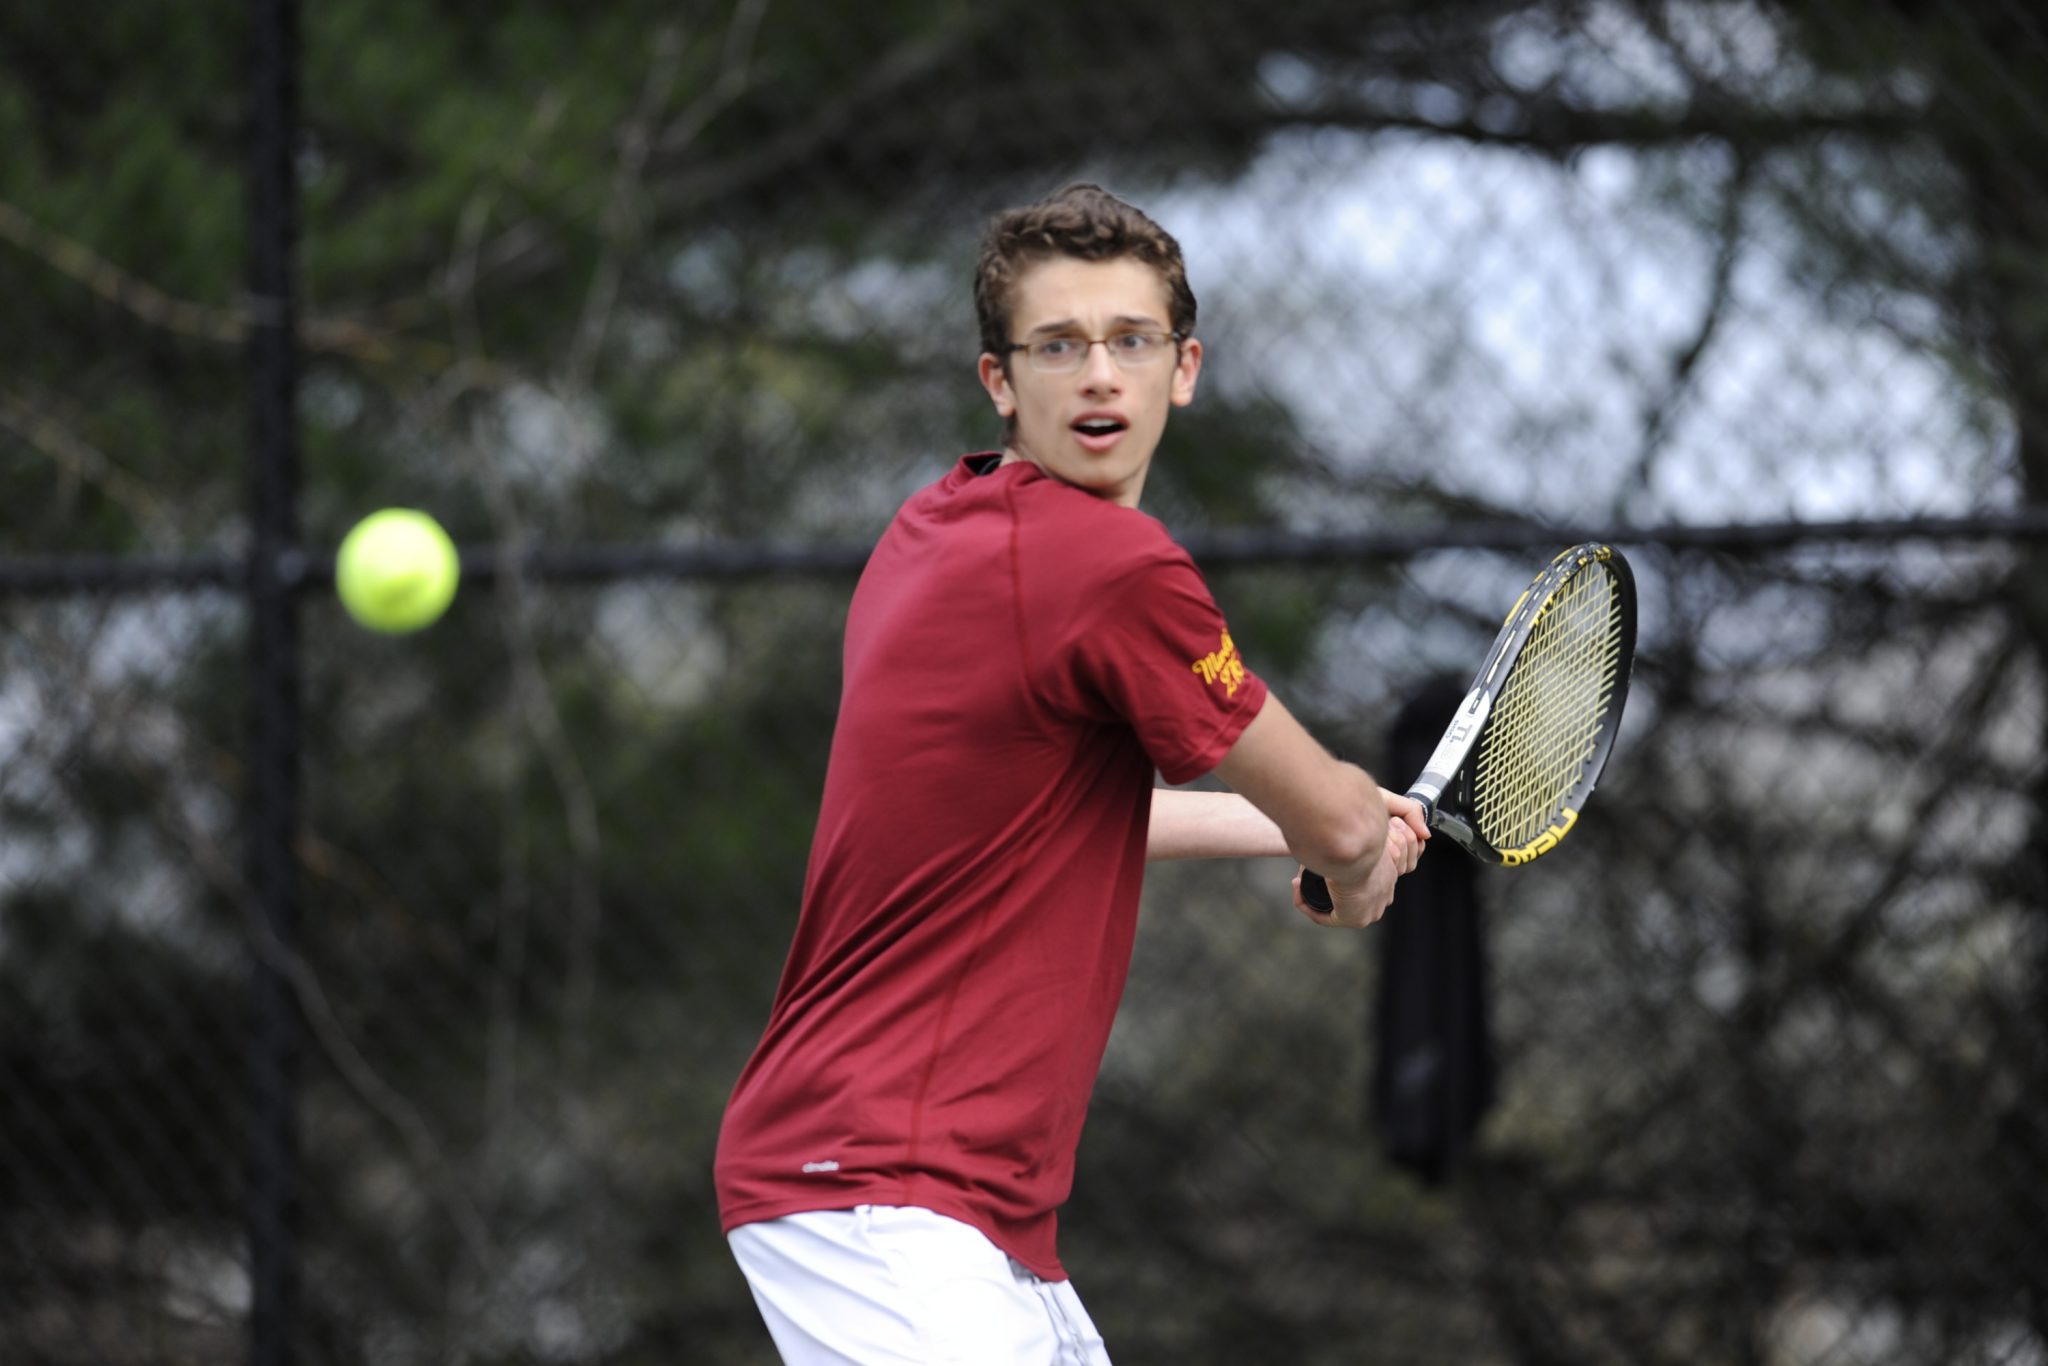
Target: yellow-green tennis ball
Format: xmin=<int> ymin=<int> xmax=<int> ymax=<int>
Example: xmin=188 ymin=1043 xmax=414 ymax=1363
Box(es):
xmin=335 ymin=509 xmax=460 ymax=634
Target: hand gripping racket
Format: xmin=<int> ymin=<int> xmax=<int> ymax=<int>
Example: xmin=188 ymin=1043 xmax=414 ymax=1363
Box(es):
xmin=1302 ymin=542 xmax=1636 ymax=911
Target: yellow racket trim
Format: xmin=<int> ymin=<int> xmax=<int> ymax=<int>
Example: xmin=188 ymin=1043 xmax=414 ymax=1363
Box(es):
xmin=1469 ymin=560 xmax=1626 ymax=859
xmin=1497 ymin=806 xmax=1577 ymax=868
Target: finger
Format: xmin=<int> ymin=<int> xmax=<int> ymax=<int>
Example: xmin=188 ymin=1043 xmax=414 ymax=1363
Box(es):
xmin=1291 ymin=872 xmax=1332 ymax=923
xmin=1398 ymin=824 xmax=1423 ymax=871
xmin=1322 ymin=882 xmax=1387 ymax=929
xmin=1315 ymin=877 xmax=1361 ymax=927
xmin=1383 ymin=791 xmax=1431 ymax=840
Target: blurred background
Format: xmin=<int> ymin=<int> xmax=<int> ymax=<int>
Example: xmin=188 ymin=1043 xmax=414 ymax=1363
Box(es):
xmin=4 ymin=1 xmax=2047 ymax=1362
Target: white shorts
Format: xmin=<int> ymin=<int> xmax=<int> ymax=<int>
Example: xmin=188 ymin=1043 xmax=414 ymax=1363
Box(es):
xmin=727 ymin=1205 xmax=1112 ymax=1365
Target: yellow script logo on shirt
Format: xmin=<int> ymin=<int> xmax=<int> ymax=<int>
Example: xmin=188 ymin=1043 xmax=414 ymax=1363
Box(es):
xmin=1191 ymin=631 xmax=1246 ymax=699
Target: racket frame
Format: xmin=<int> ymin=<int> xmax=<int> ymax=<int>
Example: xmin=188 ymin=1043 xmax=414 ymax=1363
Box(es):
xmin=1418 ymin=542 xmax=1634 ymax=863
xmin=1302 ymin=542 xmax=1635 ymax=909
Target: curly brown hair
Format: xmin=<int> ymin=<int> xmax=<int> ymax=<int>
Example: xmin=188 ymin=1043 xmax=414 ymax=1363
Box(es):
xmin=973 ymin=183 xmax=1198 ymax=364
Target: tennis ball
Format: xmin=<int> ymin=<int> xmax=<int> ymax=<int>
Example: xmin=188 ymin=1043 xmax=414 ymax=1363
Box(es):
xmin=335 ymin=509 xmax=460 ymax=634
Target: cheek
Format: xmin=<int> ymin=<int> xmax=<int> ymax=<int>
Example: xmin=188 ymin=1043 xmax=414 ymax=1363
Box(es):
xmin=1018 ymin=389 xmax=1062 ymax=429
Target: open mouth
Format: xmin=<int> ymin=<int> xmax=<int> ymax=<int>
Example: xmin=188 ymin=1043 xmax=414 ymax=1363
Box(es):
xmin=1071 ymin=416 xmax=1128 ymax=449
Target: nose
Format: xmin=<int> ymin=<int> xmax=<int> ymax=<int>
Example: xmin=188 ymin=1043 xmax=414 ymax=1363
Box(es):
xmin=1078 ymin=340 xmax=1122 ymax=390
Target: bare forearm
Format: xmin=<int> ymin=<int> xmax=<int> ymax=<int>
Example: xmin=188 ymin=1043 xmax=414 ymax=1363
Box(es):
xmin=1211 ymin=699 xmax=1387 ymax=883
xmin=1147 ymin=788 xmax=1292 ymax=862
xmin=1291 ymin=761 xmax=1388 ymax=886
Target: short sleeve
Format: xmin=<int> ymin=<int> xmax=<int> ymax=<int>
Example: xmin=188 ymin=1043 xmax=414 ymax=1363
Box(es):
xmin=1057 ymin=553 xmax=1268 ymax=784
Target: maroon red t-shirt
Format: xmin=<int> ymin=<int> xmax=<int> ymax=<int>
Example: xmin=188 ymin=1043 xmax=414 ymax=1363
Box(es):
xmin=714 ymin=454 xmax=1267 ymax=1280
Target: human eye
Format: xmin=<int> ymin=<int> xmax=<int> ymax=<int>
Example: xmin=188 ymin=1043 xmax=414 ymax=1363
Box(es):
xmin=1111 ymin=331 xmax=1162 ymax=355
xmin=1034 ymin=338 xmax=1081 ymax=360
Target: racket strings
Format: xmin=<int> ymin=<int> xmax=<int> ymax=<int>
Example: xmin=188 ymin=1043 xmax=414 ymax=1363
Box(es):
xmin=1472 ymin=568 xmax=1625 ymax=848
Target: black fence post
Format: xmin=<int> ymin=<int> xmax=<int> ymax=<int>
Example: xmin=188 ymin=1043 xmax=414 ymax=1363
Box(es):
xmin=247 ymin=0 xmax=301 ymax=1363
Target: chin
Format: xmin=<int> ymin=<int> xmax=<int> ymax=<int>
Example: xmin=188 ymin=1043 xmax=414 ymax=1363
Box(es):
xmin=1017 ymin=431 xmax=1151 ymax=502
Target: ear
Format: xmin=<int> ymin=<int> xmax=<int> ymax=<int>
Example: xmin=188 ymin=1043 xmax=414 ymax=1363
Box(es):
xmin=1169 ymin=337 xmax=1203 ymax=408
xmin=977 ymin=353 xmax=1017 ymax=418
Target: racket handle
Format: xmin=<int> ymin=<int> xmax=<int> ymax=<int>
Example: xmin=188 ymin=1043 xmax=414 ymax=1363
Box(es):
xmin=1299 ymin=792 xmax=1434 ymax=914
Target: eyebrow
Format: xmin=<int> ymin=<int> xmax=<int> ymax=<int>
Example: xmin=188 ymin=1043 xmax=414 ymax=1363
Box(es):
xmin=1022 ymin=313 xmax=1164 ymax=338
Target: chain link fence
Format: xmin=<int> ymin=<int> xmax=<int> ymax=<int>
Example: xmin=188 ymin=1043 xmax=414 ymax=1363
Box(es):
xmin=5 ymin=1 xmax=2048 ymax=1362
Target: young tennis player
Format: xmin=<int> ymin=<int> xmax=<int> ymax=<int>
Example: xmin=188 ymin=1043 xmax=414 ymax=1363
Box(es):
xmin=716 ymin=183 xmax=1426 ymax=1363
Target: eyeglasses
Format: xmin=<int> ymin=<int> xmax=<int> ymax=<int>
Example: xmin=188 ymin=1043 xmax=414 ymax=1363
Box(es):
xmin=1003 ymin=330 xmax=1184 ymax=375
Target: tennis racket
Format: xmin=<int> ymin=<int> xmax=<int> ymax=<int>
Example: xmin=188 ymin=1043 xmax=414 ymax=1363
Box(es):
xmin=1301 ymin=542 xmax=1636 ymax=911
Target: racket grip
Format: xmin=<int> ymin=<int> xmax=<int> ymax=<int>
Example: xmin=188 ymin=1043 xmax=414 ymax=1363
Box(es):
xmin=1300 ymin=791 xmax=1434 ymax=913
